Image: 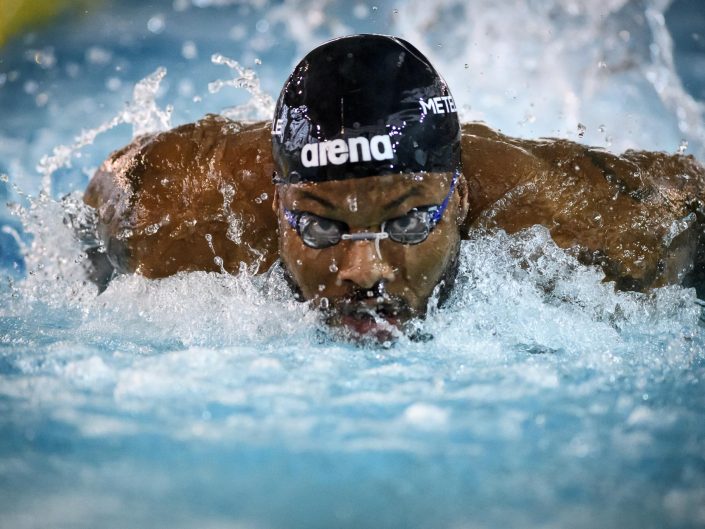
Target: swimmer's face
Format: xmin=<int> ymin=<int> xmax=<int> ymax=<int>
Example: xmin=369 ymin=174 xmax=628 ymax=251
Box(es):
xmin=275 ymin=172 xmax=468 ymax=339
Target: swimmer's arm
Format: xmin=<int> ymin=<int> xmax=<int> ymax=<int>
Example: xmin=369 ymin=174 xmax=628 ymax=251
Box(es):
xmin=82 ymin=115 xmax=279 ymax=283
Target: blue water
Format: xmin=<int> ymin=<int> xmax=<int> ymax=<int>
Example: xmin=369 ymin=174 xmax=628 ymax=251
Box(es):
xmin=1 ymin=1 xmax=705 ymax=528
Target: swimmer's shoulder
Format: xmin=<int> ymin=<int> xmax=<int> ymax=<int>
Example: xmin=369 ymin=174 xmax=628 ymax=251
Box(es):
xmin=83 ymin=114 xmax=278 ymax=279
xmin=459 ymin=122 xmax=548 ymax=226
xmin=85 ymin=114 xmax=274 ymax=209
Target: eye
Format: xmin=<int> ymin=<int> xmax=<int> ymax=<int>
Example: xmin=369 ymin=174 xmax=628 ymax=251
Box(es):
xmin=385 ymin=210 xmax=432 ymax=244
xmin=298 ymin=213 xmax=346 ymax=248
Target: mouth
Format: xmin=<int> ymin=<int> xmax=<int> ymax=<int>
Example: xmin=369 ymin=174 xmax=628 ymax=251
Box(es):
xmin=340 ymin=311 xmax=400 ymax=336
xmin=324 ymin=297 xmax=412 ymax=341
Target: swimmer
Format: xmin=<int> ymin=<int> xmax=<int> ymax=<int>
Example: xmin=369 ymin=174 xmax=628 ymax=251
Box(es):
xmin=81 ymin=34 xmax=705 ymax=338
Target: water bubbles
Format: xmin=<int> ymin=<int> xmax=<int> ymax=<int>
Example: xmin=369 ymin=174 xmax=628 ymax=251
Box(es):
xmin=0 ymin=174 xmax=8 ymax=183
xmin=181 ymin=41 xmax=198 ymax=60
xmin=319 ymin=297 xmax=329 ymax=309
xmin=229 ymin=24 xmax=247 ymax=41
xmin=86 ymin=46 xmax=112 ymax=65
xmin=318 ymin=284 xmax=326 ymax=292
xmin=25 ymin=47 xmax=56 ymax=69
xmin=577 ymin=123 xmax=586 ymax=138
xmin=23 ymin=80 xmax=39 ymax=95
xmin=677 ymin=139 xmax=688 ymax=154
xmin=254 ymin=58 xmax=262 ymax=65
xmin=353 ymin=4 xmax=369 ymax=18
xmin=147 ymin=14 xmax=166 ymax=34
xmin=106 ymin=77 xmax=122 ymax=91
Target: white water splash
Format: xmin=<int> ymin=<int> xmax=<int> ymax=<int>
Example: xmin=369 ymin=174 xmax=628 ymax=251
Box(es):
xmin=208 ymin=53 xmax=275 ymax=121
xmin=35 ymin=67 xmax=172 ymax=197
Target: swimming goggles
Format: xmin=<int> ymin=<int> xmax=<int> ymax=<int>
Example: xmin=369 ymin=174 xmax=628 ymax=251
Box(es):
xmin=283 ymin=170 xmax=459 ymax=251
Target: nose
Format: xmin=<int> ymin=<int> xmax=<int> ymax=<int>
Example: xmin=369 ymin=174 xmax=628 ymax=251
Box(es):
xmin=337 ymin=239 xmax=395 ymax=289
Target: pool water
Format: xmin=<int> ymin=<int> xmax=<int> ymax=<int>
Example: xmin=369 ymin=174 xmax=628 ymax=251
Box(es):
xmin=1 ymin=1 xmax=705 ymax=528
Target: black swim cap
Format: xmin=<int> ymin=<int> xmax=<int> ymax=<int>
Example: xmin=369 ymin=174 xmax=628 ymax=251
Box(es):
xmin=272 ymin=34 xmax=461 ymax=184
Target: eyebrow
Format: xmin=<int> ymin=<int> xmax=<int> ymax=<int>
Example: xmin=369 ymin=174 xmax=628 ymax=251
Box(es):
xmin=382 ymin=188 xmax=423 ymax=211
xmin=297 ymin=191 xmax=336 ymax=210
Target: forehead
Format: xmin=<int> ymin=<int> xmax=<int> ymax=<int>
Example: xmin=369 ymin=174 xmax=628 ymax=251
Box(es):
xmin=280 ymin=172 xmax=452 ymax=208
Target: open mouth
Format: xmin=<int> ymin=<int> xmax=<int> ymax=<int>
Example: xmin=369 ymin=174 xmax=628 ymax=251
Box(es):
xmin=325 ymin=298 xmax=412 ymax=340
xmin=340 ymin=311 xmax=400 ymax=336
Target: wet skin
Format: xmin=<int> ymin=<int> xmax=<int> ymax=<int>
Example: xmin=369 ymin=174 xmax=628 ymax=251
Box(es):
xmin=275 ymin=172 xmax=469 ymax=334
xmin=83 ymin=115 xmax=705 ymax=324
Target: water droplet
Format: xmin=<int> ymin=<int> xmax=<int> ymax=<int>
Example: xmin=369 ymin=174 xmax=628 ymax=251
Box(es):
xmin=598 ymin=124 xmax=605 ymax=133
xmin=106 ymin=77 xmax=121 ymax=91
xmin=145 ymin=223 xmax=160 ymax=235
xmin=318 ymin=284 xmax=326 ymax=292
xmin=371 ymin=6 xmax=378 ymax=11
xmin=347 ymin=196 xmax=358 ymax=212
xmin=393 ymin=8 xmax=399 ymax=14
xmin=577 ymin=123 xmax=586 ymax=138
xmin=0 ymin=174 xmax=8 ymax=183
xmin=464 ymin=63 xmax=469 ymax=69
xmin=677 ymin=139 xmax=688 ymax=154
xmin=353 ymin=4 xmax=369 ymax=18
xmin=254 ymin=58 xmax=262 ymax=65
xmin=23 ymin=80 xmax=38 ymax=95
xmin=255 ymin=19 xmax=269 ymax=33
xmin=296 ymin=259 xmax=303 ymax=266
xmin=328 ymin=262 xmax=338 ymax=273
xmin=181 ymin=41 xmax=198 ymax=60
xmin=367 ymin=291 xmax=374 ymax=298
xmin=319 ymin=297 xmax=329 ymax=309
xmin=147 ymin=14 xmax=165 ymax=34
xmin=160 ymin=178 xmax=169 ymax=186
xmin=205 ymin=234 xmax=213 ymax=243
xmin=214 ymin=256 xmax=223 ymax=267
xmin=597 ymin=60 xmax=607 ymax=69
xmin=86 ymin=46 xmax=112 ymax=65
xmin=117 ymin=229 xmax=133 ymax=240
